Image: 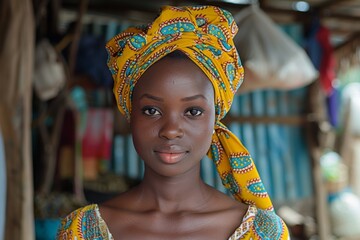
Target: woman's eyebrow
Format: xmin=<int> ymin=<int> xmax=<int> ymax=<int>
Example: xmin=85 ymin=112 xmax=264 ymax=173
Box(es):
xmin=140 ymin=94 xmax=208 ymax=102
xmin=181 ymin=94 xmax=208 ymax=101
xmin=139 ymin=93 xmax=163 ymax=102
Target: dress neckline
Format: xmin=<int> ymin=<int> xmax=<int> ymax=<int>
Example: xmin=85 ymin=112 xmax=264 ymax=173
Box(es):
xmin=93 ymin=203 xmax=257 ymax=239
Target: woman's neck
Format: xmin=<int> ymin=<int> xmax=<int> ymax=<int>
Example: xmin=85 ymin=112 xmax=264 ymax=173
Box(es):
xmin=134 ymin=165 xmax=213 ymax=213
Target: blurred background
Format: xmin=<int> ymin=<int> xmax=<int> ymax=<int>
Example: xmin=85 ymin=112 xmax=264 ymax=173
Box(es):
xmin=1 ymin=0 xmax=360 ymax=239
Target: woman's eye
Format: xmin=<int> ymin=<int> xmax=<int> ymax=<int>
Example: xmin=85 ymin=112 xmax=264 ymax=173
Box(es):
xmin=143 ymin=107 xmax=160 ymax=116
xmin=185 ymin=108 xmax=203 ymax=117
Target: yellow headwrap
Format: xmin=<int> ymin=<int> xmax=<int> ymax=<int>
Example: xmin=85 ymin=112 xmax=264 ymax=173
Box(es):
xmin=106 ymin=5 xmax=273 ymax=211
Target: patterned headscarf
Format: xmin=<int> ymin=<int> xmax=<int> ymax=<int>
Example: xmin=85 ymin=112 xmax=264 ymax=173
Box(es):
xmin=106 ymin=5 xmax=273 ymax=211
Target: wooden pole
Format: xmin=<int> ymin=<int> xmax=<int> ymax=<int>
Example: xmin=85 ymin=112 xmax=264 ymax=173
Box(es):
xmin=305 ymin=82 xmax=332 ymax=240
xmin=0 ymin=0 xmax=35 ymax=239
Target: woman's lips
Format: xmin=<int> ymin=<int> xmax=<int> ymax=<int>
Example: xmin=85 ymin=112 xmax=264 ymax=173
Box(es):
xmin=155 ymin=151 xmax=188 ymax=164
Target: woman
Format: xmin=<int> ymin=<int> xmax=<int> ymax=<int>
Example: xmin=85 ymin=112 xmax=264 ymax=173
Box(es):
xmin=57 ymin=5 xmax=289 ymax=239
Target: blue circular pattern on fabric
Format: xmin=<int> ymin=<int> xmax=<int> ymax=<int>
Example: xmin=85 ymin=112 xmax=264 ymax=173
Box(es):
xmin=230 ymin=155 xmax=252 ymax=170
xmin=248 ymin=181 xmax=267 ymax=195
xmin=129 ymin=35 xmax=146 ymax=49
xmin=253 ymin=209 xmax=284 ymax=239
xmin=124 ymin=60 xmax=137 ymax=77
xmin=195 ymin=53 xmax=221 ymax=80
xmin=142 ymin=36 xmax=173 ymax=56
xmin=210 ymin=143 xmax=221 ymax=163
xmin=220 ymin=9 xmax=234 ymax=25
xmin=160 ymin=22 xmax=195 ymax=35
xmin=81 ymin=210 xmax=104 ymax=239
xmin=226 ymin=63 xmax=235 ymax=85
xmin=196 ymin=17 xmax=206 ymax=27
xmin=222 ymin=173 xmax=240 ymax=194
xmin=208 ymin=24 xmax=226 ymax=41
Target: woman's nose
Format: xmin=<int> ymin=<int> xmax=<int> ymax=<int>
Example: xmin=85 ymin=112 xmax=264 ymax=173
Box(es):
xmin=159 ymin=115 xmax=184 ymax=140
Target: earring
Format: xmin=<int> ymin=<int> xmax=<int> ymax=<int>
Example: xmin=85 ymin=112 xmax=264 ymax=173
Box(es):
xmin=213 ymin=129 xmax=215 ymax=134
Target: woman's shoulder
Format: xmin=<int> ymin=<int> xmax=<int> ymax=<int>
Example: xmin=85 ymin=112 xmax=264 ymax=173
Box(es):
xmin=230 ymin=205 xmax=290 ymax=240
xmin=56 ymin=204 xmax=113 ymax=240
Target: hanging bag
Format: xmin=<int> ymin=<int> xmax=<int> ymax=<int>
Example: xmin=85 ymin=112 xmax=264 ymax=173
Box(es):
xmin=233 ymin=5 xmax=318 ymax=93
xmin=33 ymin=39 xmax=66 ymax=100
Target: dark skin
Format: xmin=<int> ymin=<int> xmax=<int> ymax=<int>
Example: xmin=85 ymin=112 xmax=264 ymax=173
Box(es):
xmin=100 ymin=57 xmax=248 ymax=239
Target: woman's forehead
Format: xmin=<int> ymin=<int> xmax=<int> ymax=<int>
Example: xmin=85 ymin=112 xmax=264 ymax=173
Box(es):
xmin=139 ymin=57 xmax=209 ymax=84
xmin=133 ymin=57 xmax=214 ymax=99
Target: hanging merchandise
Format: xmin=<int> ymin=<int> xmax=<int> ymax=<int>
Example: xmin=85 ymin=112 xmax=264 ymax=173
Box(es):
xmin=316 ymin=26 xmax=337 ymax=95
xmin=305 ymin=18 xmax=339 ymax=126
xmin=320 ymin=151 xmax=360 ymax=238
xmin=75 ymin=34 xmax=113 ymax=87
xmin=318 ymin=25 xmax=338 ymax=126
xmin=33 ymin=39 xmax=66 ymax=100
xmin=81 ymin=108 xmax=114 ymax=179
xmin=341 ymin=82 xmax=360 ymax=136
xmin=233 ymin=5 xmax=318 ymax=93
xmin=329 ymin=190 xmax=360 ymax=238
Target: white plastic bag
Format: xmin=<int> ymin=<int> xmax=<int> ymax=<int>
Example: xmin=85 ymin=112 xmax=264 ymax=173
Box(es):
xmin=330 ymin=191 xmax=360 ymax=237
xmin=341 ymin=82 xmax=360 ymax=136
xmin=233 ymin=5 xmax=318 ymax=93
xmin=33 ymin=39 xmax=66 ymax=100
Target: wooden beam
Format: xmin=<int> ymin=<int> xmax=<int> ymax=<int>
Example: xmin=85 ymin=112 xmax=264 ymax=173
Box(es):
xmin=316 ymin=0 xmax=360 ymax=13
xmin=322 ymin=17 xmax=360 ymax=35
xmin=60 ymin=0 xmax=360 ymax=51
xmin=335 ymin=31 xmax=360 ymax=52
xmin=222 ymin=115 xmax=318 ymax=125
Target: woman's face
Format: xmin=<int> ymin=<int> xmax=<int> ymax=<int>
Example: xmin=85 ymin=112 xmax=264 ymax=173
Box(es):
xmin=131 ymin=57 xmax=215 ymax=177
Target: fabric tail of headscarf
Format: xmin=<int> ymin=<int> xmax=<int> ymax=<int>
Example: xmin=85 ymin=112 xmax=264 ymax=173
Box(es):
xmin=208 ymin=121 xmax=274 ymax=211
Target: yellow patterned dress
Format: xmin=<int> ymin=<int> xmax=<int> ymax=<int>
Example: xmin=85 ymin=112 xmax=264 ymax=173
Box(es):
xmin=56 ymin=204 xmax=289 ymax=239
